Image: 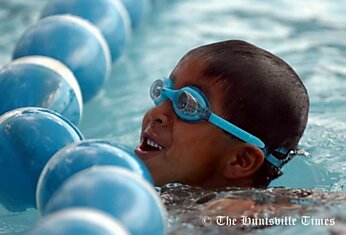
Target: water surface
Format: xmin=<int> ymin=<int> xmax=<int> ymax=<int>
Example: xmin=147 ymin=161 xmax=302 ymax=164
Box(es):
xmin=0 ymin=0 xmax=346 ymax=234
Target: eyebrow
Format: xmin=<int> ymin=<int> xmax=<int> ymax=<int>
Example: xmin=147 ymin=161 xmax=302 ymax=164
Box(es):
xmin=169 ymin=74 xmax=211 ymax=100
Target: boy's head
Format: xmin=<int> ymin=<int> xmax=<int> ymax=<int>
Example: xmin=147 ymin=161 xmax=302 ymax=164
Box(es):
xmin=135 ymin=40 xmax=309 ymax=188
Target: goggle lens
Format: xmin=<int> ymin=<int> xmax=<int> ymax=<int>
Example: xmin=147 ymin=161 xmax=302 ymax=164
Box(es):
xmin=150 ymin=79 xmax=164 ymax=101
xmin=149 ymin=78 xmax=205 ymax=121
xmin=176 ymin=91 xmax=198 ymax=116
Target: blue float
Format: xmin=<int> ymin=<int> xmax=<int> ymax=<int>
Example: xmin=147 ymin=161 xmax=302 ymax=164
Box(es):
xmin=120 ymin=0 xmax=150 ymax=28
xmin=0 ymin=108 xmax=83 ymax=212
xmin=13 ymin=15 xmax=111 ymax=102
xmin=44 ymin=166 xmax=167 ymax=235
xmin=27 ymin=208 xmax=129 ymax=235
xmin=0 ymin=56 xmax=82 ymax=126
xmin=36 ymin=139 xmax=153 ymax=212
xmin=41 ymin=0 xmax=131 ymax=62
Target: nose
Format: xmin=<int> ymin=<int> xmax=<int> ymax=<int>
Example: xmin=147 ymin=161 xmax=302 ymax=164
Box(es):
xmin=147 ymin=102 xmax=172 ymax=127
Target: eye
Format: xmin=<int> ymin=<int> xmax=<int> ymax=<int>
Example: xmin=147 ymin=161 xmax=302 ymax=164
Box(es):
xmin=177 ymin=92 xmax=188 ymax=109
xmin=176 ymin=91 xmax=198 ymax=114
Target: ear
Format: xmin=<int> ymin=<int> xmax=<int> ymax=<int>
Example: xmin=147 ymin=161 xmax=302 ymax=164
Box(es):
xmin=222 ymin=144 xmax=265 ymax=179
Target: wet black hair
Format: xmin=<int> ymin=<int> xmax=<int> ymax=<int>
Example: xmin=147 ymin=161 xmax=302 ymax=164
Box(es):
xmin=183 ymin=40 xmax=309 ymax=187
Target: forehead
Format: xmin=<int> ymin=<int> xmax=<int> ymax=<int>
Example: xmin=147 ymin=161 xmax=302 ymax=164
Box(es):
xmin=170 ymin=55 xmax=211 ymax=90
xmin=170 ymin=55 xmax=225 ymax=112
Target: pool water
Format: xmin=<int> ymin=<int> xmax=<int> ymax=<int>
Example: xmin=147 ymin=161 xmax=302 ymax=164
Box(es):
xmin=1 ymin=0 xmax=346 ymax=234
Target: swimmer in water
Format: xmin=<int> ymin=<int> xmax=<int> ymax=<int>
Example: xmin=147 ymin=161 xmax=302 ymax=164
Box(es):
xmin=135 ymin=40 xmax=309 ymax=189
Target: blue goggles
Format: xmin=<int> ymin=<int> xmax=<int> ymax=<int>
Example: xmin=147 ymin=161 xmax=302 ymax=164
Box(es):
xmin=150 ymin=77 xmax=289 ymax=168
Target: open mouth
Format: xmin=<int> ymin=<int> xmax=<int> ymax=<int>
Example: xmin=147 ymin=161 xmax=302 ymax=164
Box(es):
xmin=139 ymin=136 xmax=163 ymax=152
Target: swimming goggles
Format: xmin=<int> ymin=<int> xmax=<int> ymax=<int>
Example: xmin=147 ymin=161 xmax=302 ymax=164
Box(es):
xmin=150 ymin=77 xmax=289 ymax=168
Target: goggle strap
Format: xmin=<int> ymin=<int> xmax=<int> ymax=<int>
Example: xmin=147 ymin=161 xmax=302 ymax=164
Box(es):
xmin=275 ymin=147 xmax=289 ymax=154
xmin=264 ymin=153 xmax=284 ymax=168
xmin=262 ymin=147 xmax=290 ymax=168
xmin=208 ymin=113 xmax=265 ymax=148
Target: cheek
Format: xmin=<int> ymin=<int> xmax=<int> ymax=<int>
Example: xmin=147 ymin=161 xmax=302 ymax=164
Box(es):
xmin=171 ymin=122 xmax=220 ymax=157
xmin=141 ymin=111 xmax=151 ymax=128
xmin=168 ymin=123 xmax=227 ymax=183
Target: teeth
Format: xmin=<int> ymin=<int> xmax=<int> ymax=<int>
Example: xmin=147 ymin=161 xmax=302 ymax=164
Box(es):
xmin=146 ymin=138 xmax=162 ymax=150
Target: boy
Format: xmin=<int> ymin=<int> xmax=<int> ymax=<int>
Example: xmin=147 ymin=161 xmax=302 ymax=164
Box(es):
xmin=135 ymin=40 xmax=309 ymax=189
